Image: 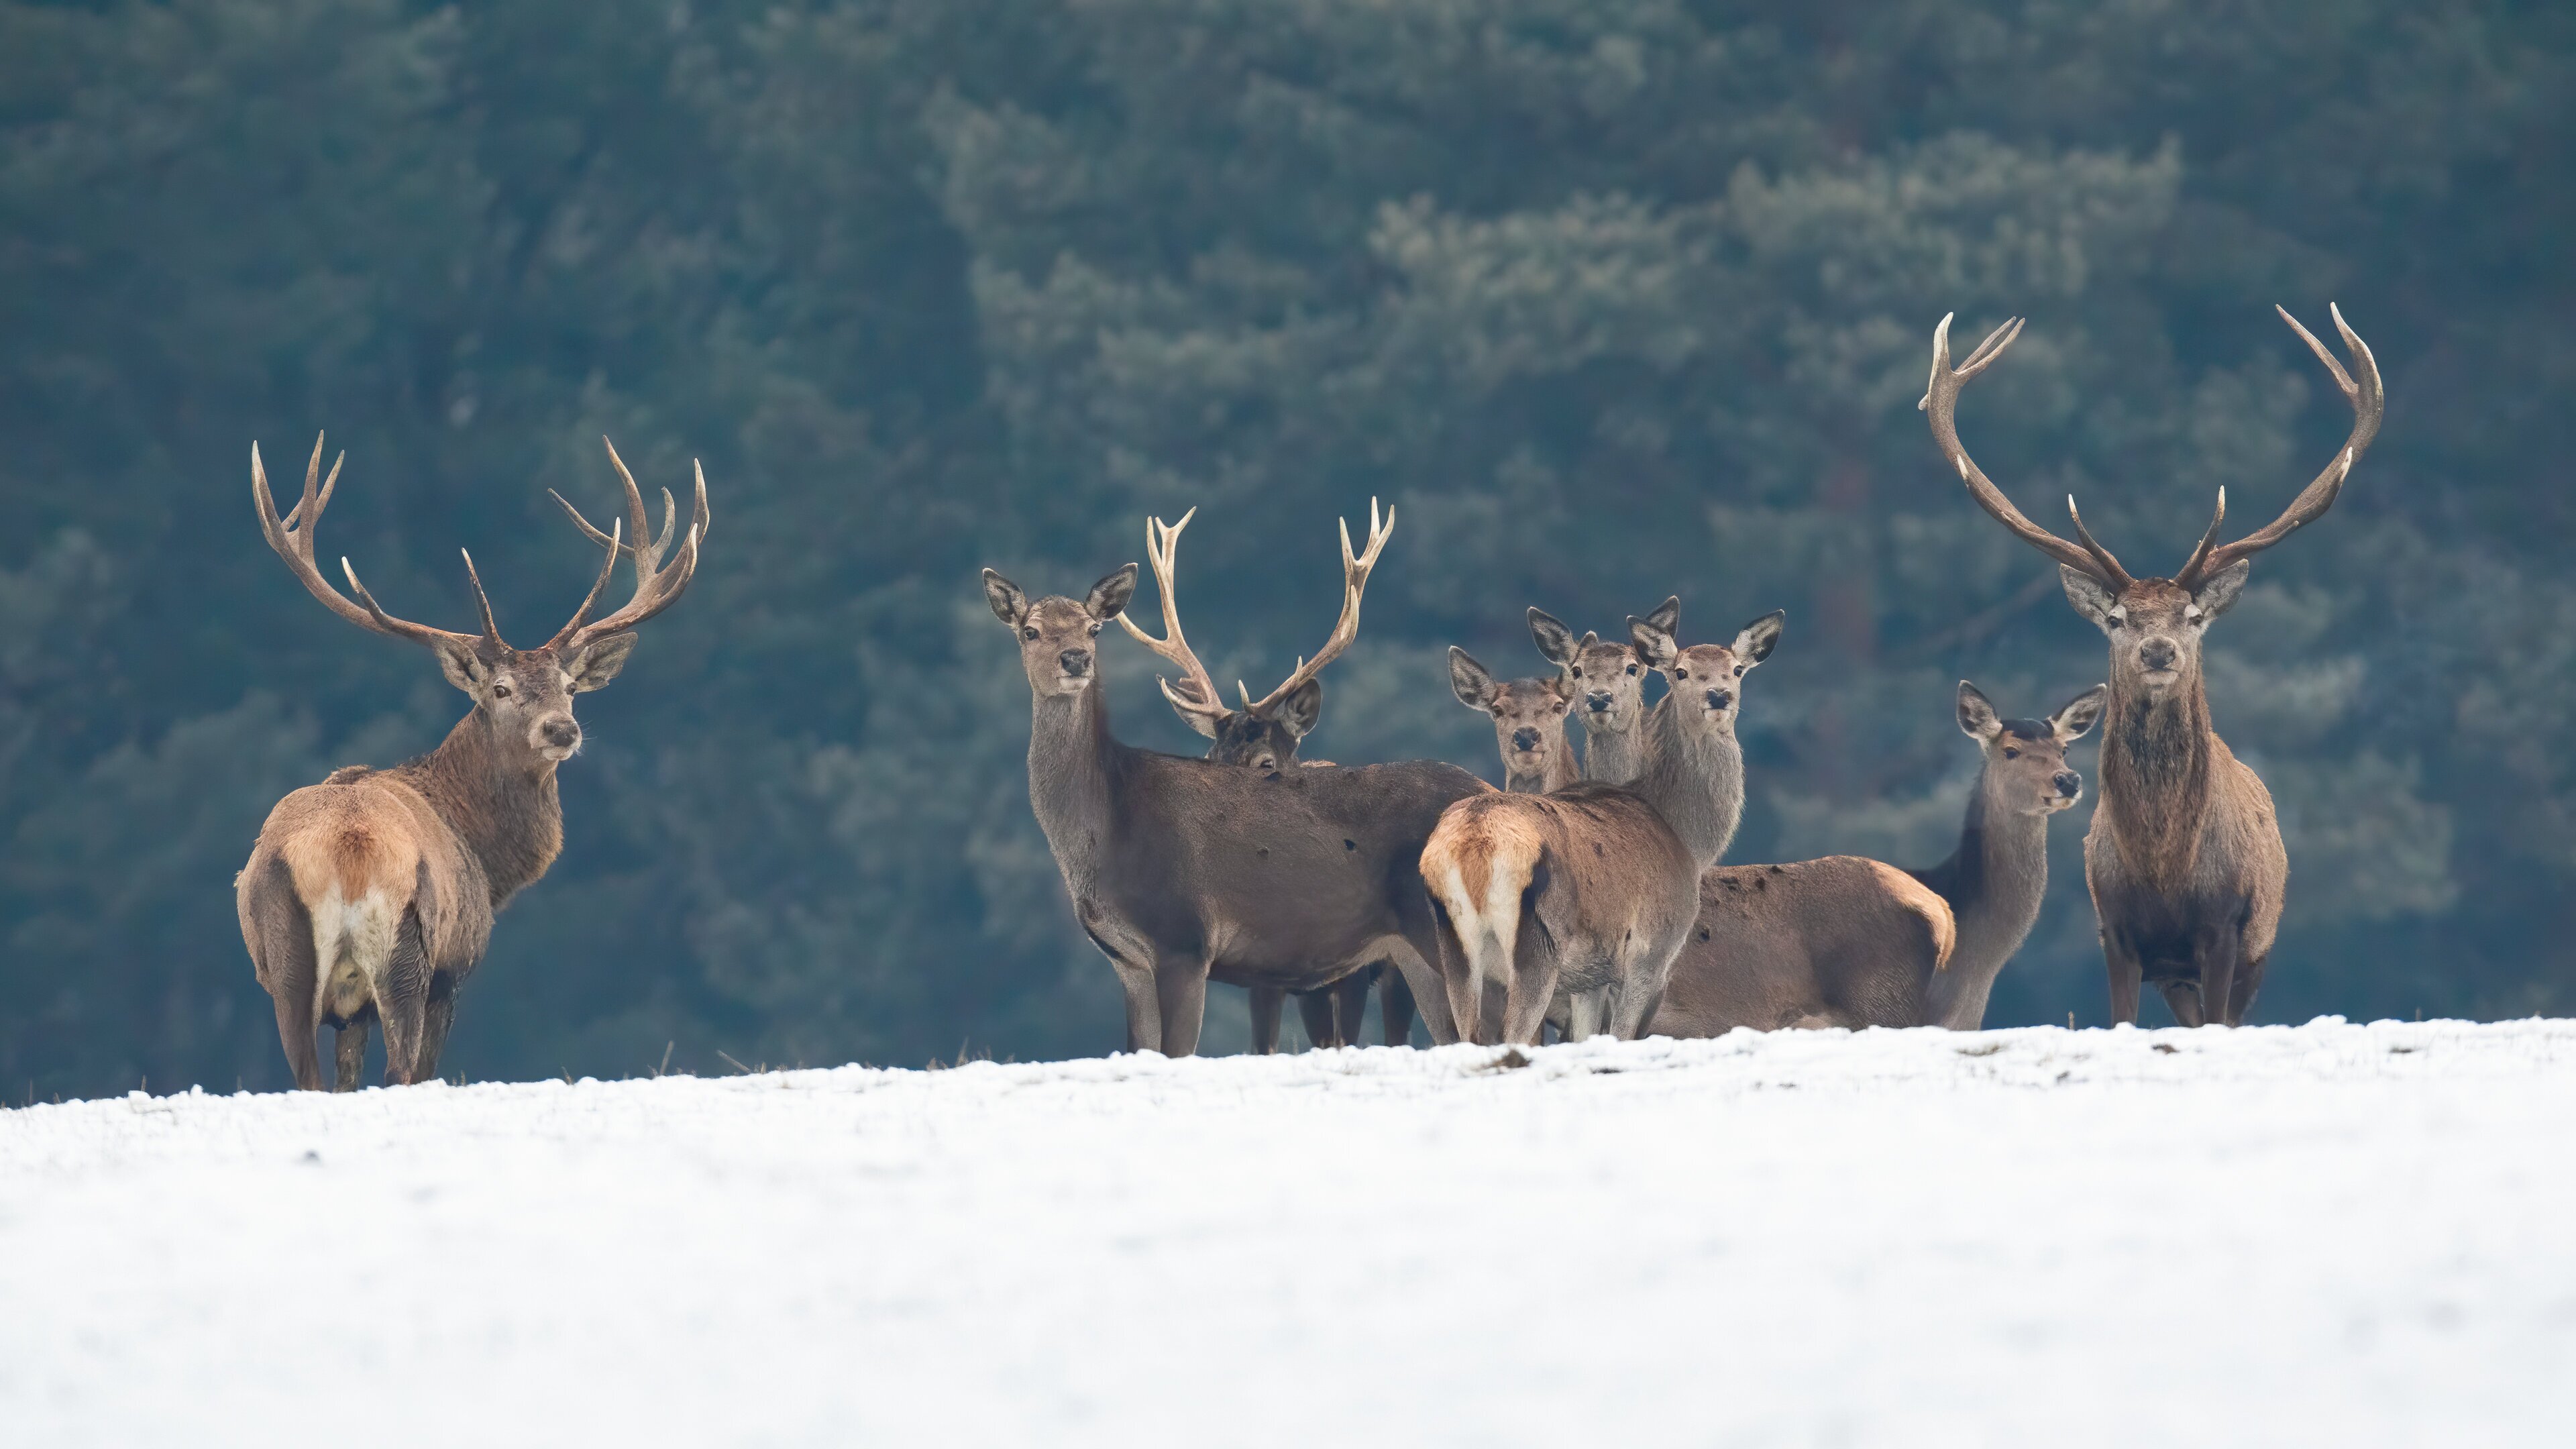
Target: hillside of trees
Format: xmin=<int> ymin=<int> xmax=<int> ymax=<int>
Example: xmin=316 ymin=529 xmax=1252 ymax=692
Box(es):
xmin=3 ymin=0 xmax=2571 ymax=1095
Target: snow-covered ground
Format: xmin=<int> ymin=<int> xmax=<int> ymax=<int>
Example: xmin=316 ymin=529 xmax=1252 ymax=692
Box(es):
xmin=4 ymin=1019 xmax=2571 ymax=1446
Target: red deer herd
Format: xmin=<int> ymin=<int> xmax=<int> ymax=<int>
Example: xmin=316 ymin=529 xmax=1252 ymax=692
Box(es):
xmin=237 ymin=305 xmax=2380 ymax=1085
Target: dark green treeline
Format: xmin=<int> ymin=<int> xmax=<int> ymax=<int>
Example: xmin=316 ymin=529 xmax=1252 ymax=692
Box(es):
xmin=4 ymin=1 xmax=2571 ymax=1095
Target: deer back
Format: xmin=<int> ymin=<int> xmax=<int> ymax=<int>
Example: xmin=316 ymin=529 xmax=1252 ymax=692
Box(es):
xmin=1651 ymin=858 xmax=1954 ymax=1035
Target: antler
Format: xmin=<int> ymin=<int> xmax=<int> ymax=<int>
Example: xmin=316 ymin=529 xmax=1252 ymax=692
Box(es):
xmin=2174 ymin=303 xmax=2383 ymax=588
xmin=1240 ymin=498 xmax=1393 ymax=716
xmin=1921 ymin=313 xmax=2135 ymax=589
xmin=252 ymin=434 xmax=496 ymax=653
xmin=1114 ymin=506 xmax=1230 ymax=735
xmin=545 ymin=436 xmax=711 ymax=652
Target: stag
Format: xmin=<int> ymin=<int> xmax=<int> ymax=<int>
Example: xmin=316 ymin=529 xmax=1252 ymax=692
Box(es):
xmin=1422 ymin=608 xmax=1783 ymax=1044
xmin=1527 ymin=602 xmax=1666 ymax=786
xmin=1909 ymin=682 xmax=2103 ymax=1029
xmin=1115 ymin=505 xmax=1414 ymax=1049
xmin=236 ymin=435 xmax=706 ymax=1088
xmin=1921 ymin=305 xmax=2382 ymax=1026
xmin=987 ymin=506 xmax=1487 ymax=1055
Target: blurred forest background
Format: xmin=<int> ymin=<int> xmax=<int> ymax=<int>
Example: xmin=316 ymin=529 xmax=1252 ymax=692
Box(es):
xmin=4 ymin=0 xmax=2571 ymax=1096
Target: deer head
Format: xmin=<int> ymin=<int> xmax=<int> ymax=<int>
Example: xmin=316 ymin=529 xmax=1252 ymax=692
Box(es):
xmin=1957 ymin=681 xmax=2104 ymax=816
xmin=983 ymin=565 xmax=1137 ymax=698
xmin=1631 ymin=608 xmax=1783 ymax=735
xmin=1921 ymin=306 xmax=2382 ymax=704
xmin=252 ymin=434 xmax=707 ymax=765
xmin=1113 ymin=502 xmax=1393 ymax=773
xmin=1446 ymin=647 xmax=1573 ymax=787
xmin=1529 ymin=598 xmax=1670 ymax=739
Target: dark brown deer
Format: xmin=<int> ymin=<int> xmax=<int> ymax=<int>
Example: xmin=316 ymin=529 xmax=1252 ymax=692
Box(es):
xmin=1647 ymin=857 xmax=1956 ymax=1034
xmin=985 ymin=513 xmax=1489 ymax=1055
xmin=236 ymin=435 xmax=706 ymax=1089
xmin=1421 ymin=609 xmax=1783 ymax=1044
xmin=1527 ymin=601 xmax=1669 ymax=786
xmin=1921 ymin=305 xmax=2383 ymax=1026
xmin=1116 ymin=504 xmax=1411 ymax=1050
xmin=1445 ymin=647 xmax=1576 ymax=793
xmin=1909 ymin=682 xmax=2104 ymax=1029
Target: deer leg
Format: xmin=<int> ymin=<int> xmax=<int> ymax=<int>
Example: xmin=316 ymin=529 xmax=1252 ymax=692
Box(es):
xmin=2157 ymin=979 xmax=2206 ymax=1028
xmin=1333 ymin=971 xmax=1372 ymax=1046
xmin=1609 ymin=975 xmax=1666 ymax=1041
xmin=2100 ymin=926 xmax=2144 ymax=1026
xmin=2195 ymin=918 xmax=2241 ymax=1031
xmin=375 ymin=912 xmax=433 ymax=1086
xmin=1295 ymin=988 xmax=1339 ymax=1049
xmin=332 ymin=1016 xmax=370 ymax=1093
xmin=1081 ymin=921 xmax=1160 ymax=1053
xmin=1153 ymin=955 xmax=1211 ymax=1058
xmin=417 ymin=978 xmax=458 ymax=1082
xmin=1248 ymin=987 xmax=1286 ymax=1055
xmin=1378 ymin=966 xmax=1417 ymax=1047
xmin=1565 ymin=989 xmax=1605 ymax=1042
xmin=1498 ymin=910 xmax=1558 ymax=1047
xmin=2230 ymin=952 xmax=2269 ymax=1028
xmin=244 ymin=860 xmax=322 ymax=1091
xmin=270 ymin=975 xmax=322 ymax=1093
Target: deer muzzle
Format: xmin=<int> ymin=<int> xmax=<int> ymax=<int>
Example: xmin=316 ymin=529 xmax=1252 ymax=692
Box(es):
xmin=1509 ymin=727 xmax=1543 ymax=753
xmin=1703 ymin=688 xmax=1732 ymax=711
xmin=1057 ymin=648 xmax=1092 ymax=679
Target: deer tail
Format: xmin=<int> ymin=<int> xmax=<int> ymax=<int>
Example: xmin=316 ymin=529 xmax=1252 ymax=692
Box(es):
xmin=1867 ymin=860 xmax=1957 ymax=972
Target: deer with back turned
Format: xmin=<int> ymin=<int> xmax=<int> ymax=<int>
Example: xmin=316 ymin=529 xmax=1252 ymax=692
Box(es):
xmin=1115 ymin=506 xmax=1414 ymax=1049
xmin=1921 ymin=305 xmax=2383 ymax=1026
xmin=236 ymin=435 xmax=706 ymax=1088
xmin=987 ymin=502 xmax=1488 ymax=1054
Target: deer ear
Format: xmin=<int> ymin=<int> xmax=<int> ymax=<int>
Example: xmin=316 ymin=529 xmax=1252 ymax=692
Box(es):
xmin=566 ymin=632 xmax=639 ymax=692
xmin=2060 ymin=566 xmax=2121 ymax=633
xmin=1527 ymin=607 xmax=1576 ymax=666
xmin=2051 ymin=684 xmax=2108 ymax=743
xmin=1627 ymin=616 xmax=1678 ymax=671
xmin=2190 ymin=559 xmax=2251 ymax=621
xmin=1448 ymin=646 xmax=1497 ymax=710
xmin=982 ymin=569 xmax=1028 ymax=628
xmin=1085 ymin=564 xmax=1138 ymax=622
xmin=1955 ymin=680 xmax=2003 ymax=741
xmin=1731 ymin=609 xmax=1785 ymax=665
xmin=433 ymin=637 xmax=490 ymax=695
xmin=1277 ymin=678 xmax=1324 ymax=739
xmin=1644 ymin=596 xmax=1680 ymax=637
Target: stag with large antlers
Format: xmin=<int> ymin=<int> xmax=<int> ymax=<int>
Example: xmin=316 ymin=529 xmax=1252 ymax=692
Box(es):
xmin=1113 ymin=504 xmax=1416 ymax=1049
xmin=987 ymin=503 xmax=1485 ymax=1055
xmin=1921 ymin=305 xmax=2383 ymax=1026
xmin=236 ymin=435 xmax=708 ymax=1088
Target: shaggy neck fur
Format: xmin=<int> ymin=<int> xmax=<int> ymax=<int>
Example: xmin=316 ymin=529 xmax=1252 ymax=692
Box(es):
xmin=1027 ymin=683 xmax=1126 ymax=894
xmin=394 ymin=708 xmax=566 ymax=909
xmin=1631 ymin=696 xmax=1743 ymax=869
xmin=2102 ymin=668 xmax=2214 ymax=890
xmin=1507 ymin=747 xmax=1578 ymax=795
xmin=1578 ymin=711 xmax=1646 ymax=786
xmin=1915 ymin=769 xmax=2053 ymax=1030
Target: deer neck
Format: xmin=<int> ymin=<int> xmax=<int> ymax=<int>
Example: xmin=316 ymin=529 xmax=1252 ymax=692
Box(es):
xmin=2101 ymin=671 xmax=2215 ymax=889
xmin=405 ymin=708 xmax=566 ymax=909
xmin=1026 ymin=683 xmax=1125 ymax=890
xmin=1917 ymin=773 xmax=2051 ymax=1029
xmin=1507 ymin=744 xmax=1579 ymax=795
xmin=1631 ymin=696 xmax=1743 ymax=869
xmin=1578 ymin=713 xmax=1646 ymax=786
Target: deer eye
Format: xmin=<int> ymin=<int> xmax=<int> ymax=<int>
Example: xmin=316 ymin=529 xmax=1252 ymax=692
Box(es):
xmin=1087 ymin=622 xmax=1102 ymax=637
xmin=1672 ymin=668 xmax=1688 ymax=680
xmin=1022 ymin=626 xmax=1039 ymax=641
xmin=2002 ymin=747 xmax=2019 ymax=759
xmin=1570 ymin=667 xmax=1582 ymax=679
xmin=1625 ymin=664 xmax=1638 ymax=676
xmin=1733 ymin=665 xmax=1745 ymax=678
xmin=491 ymin=683 xmax=511 ymax=699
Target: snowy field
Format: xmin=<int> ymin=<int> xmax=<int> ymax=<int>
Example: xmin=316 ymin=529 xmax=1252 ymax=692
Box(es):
xmin=4 ymin=1020 xmax=2573 ymax=1446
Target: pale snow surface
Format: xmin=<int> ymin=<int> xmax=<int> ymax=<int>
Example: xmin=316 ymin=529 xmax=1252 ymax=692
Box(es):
xmin=4 ymin=1018 xmax=2573 ymax=1447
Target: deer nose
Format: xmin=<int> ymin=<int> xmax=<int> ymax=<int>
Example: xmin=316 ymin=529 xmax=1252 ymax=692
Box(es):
xmin=1510 ymin=727 xmax=1542 ymax=753
xmin=1704 ymin=688 xmax=1732 ymax=710
xmin=2139 ymin=638 xmax=2178 ymax=672
xmin=539 ymin=717 xmax=580 ymax=749
xmin=1059 ymin=649 xmax=1091 ymax=676
xmin=2053 ymin=771 xmax=2082 ymax=796
xmin=1585 ymin=692 xmax=1613 ymax=712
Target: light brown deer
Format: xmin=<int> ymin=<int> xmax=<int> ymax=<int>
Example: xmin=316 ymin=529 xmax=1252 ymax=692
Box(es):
xmin=1421 ymin=608 xmax=1783 ymax=1044
xmin=1445 ymin=647 xmax=1576 ymax=793
xmin=1116 ymin=504 xmax=1412 ymax=1049
xmin=1909 ymin=682 xmax=2104 ymax=1029
xmin=1527 ymin=602 xmax=1668 ymax=785
xmin=986 ymin=507 xmax=1489 ymax=1055
xmin=1922 ymin=305 xmax=2383 ymax=1026
xmin=236 ymin=435 xmax=706 ymax=1089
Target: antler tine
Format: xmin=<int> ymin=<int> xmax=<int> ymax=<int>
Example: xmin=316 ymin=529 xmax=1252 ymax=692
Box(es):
xmin=551 ymin=448 xmax=712 ymax=652
xmin=1114 ymin=507 xmax=1227 ymax=730
xmin=2172 ymin=487 xmax=2229 ymax=586
xmin=2063 ymin=496 xmax=2137 ymax=590
xmin=1245 ymin=500 xmax=1392 ymax=716
xmin=1920 ymin=313 xmax=2120 ymax=584
xmin=2178 ymin=304 xmax=2383 ymax=587
xmin=458 ymin=549 xmax=503 ymax=643
xmin=252 ymin=436 xmax=482 ymax=651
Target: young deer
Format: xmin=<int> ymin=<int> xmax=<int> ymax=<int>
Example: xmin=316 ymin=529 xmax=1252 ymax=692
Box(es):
xmin=1421 ymin=609 xmax=1783 ymax=1044
xmin=237 ymin=435 xmax=706 ymax=1089
xmin=1909 ymin=682 xmax=2104 ymax=1029
xmin=1923 ymin=305 xmax=2382 ymax=1026
xmin=987 ymin=509 xmax=1487 ymax=1055
xmin=1527 ymin=601 xmax=1668 ymax=786
xmin=1117 ymin=505 xmax=1411 ymax=1049
xmin=1445 ymin=648 xmax=1576 ymax=793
